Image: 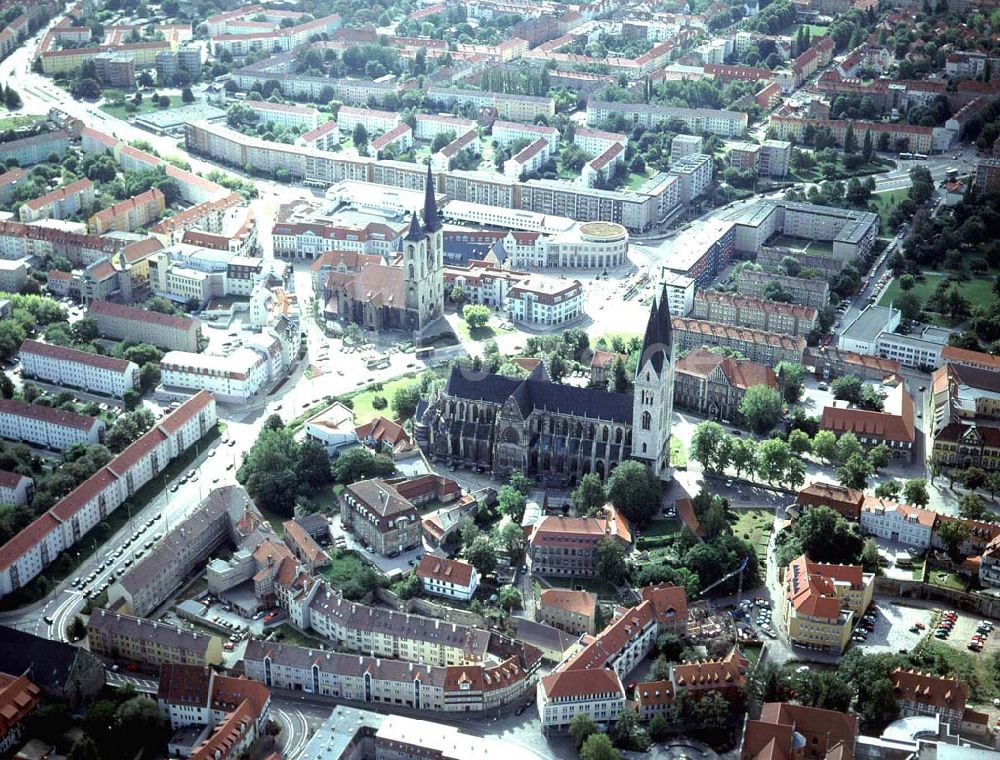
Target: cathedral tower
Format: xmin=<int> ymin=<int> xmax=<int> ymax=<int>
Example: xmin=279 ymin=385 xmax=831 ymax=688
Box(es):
xmin=403 ymin=165 xmax=445 ymax=329
xmin=632 ymin=284 xmax=675 ymax=480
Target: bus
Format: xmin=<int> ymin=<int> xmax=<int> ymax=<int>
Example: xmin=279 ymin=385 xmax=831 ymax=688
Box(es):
xmin=415 ymin=347 xmax=435 ymax=360
xmin=898 ymin=152 xmax=913 ymax=160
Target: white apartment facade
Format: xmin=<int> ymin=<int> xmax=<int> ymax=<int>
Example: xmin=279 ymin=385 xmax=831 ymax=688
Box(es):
xmin=0 ymin=392 xmax=218 ymax=596
xmin=505 ymin=276 xmax=583 ymax=326
xmin=414 ymin=114 xmax=477 ymax=142
xmin=859 ymin=499 xmax=935 ymax=550
xmin=0 ymin=400 xmax=105 ymax=451
xmin=574 ymin=127 xmax=628 ymax=157
xmin=161 ymin=348 xmax=268 ymax=403
xmin=19 ymin=340 xmax=140 ymax=398
xmin=243 ymin=100 xmax=321 ymax=130
xmin=416 ymin=556 xmax=479 ymax=601
xmin=336 ymin=107 xmax=401 ymax=136
xmin=660 ymin=271 xmax=696 ymax=316
xmin=0 ymin=471 xmax=33 ymax=506
xmin=492 ymin=121 xmax=559 ymax=152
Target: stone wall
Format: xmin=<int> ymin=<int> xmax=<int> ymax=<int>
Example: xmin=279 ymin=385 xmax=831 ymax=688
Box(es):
xmin=874 ymin=576 xmax=1000 ymax=618
xmin=374 ymin=587 xmax=488 ymax=628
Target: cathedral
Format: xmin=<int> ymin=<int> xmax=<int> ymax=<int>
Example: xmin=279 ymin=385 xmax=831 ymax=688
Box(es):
xmin=415 ymin=288 xmax=676 ymax=485
xmin=325 ymin=166 xmax=445 ymax=333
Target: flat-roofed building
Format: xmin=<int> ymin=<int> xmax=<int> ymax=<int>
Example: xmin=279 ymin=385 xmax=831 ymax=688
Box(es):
xmin=161 ymin=348 xmax=268 ymax=403
xmin=0 ymin=399 xmax=104 ymax=451
xmin=505 ymin=275 xmax=583 ymax=326
xmin=19 ymin=340 xmax=139 ymax=398
xmin=736 ymin=269 xmax=829 ymax=308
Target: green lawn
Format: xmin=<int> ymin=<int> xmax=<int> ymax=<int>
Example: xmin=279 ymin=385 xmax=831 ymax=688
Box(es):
xmin=638 ymin=518 xmax=679 ymax=542
xmin=100 ymin=94 xmax=183 ymax=119
xmin=878 ymin=274 xmax=999 ymax=316
xmin=670 ymin=437 xmax=687 ymax=469
xmin=796 ymin=23 xmax=829 ymax=37
xmin=871 ymin=188 xmax=910 ymax=230
xmin=803 ymin=239 xmax=834 ymax=255
xmin=346 ymin=374 xmax=420 ymax=426
xmin=0 ymin=113 xmax=45 ymax=130
xmin=274 ymin=623 xmax=326 ymax=649
xmin=915 ymin=641 xmax=997 ymax=704
xmin=540 ymin=575 xmax=619 ymax=598
xmin=926 ymin=566 xmax=966 ymax=591
xmin=770 ymin=234 xmax=810 ymax=252
xmin=321 ymin=549 xmax=382 ymax=589
xmin=453 ymin=317 xmax=497 ymax=343
xmin=625 ymin=170 xmax=656 ymax=190
xmin=730 ymin=509 xmax=774 ymax=565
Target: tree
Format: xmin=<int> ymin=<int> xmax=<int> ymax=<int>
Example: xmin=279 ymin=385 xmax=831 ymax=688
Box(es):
xmin=497 ymin=586 xmax=522 ymax=611
xmin=835 ymin=431 xmax=863 ymax=465
xmin=236 ymin=426 xmax=299 ymax=517
xmin=572 ymin=473 xmax=606 ymax=517
xmin=739 ymin=384 xmax=784 ymax=434
xmin=691 ymin=421 xmax=726 ymax=471
xmin=331 ymin=447 xmax=395 ymax=484
xmin=874 ymin=480 xmax=901 ymax=500
xmin=610 ymin=355 xmax=629 ymax=393
xmin=657 ymin=632 xmax=686 ymax=661
xmin=831 ymin=374 xmax=864 ymax=405
xmin=754 ymin=439 xmax=792 ymax=485
xmin=868 ymin=443 xmax=892 ymax=472
xmin=964 ymin=467 xmax=988 ymax=492
xmin=296 ymin=439 xmax=334 ymax=492
xmin=391 ymin=382 xmax=421 ymax=422
xmin=788 ymin=429 xmax=812 ymax=455
xmin=897 ymin=291 xmax=923 ymax=322
xmin=352 ymin=123 xmax=368 ymax=151
xmin=775 ymin=362 xmax=805 ymax=403
xmin=959 ymin=493 xmax=993 ymax=522
xmin=860 ymin=538 xmax=881 ymax=574
xmin=0 ymin=371 xmax=13 ymax=399
xmin=937 ymin=519 xmax=969 ymax=558
xmin=570 ymin=712 xmax=598 ymax=749
xmin=607 ymin=460 xmax=661 ymax=527
xmin=778 ymin=505 xmax=864 ymax=566
xmin=838 ymin=452 xmax=873 ymax=490
xmin=902 ymin=478 xmax=929 ymax=507
xmin=862 ymin=128 xmax=874 ymax=162
xmin=797 ymin=670 xmax=853 ymax=712
xmin=580 ymin=734 xmax=620 ymax=760
xmin=595 ymin=537 xmax=627 ymax=584
xmin=812 ymin=430 xmax=837 ymax=463
xmin=649 ymin=713 xmax=670 ymax=742
xmin=67 ymin=615 xmax=86 ymax=641
xmin=497 ymin=484 xmax=527 ymax=523
xmin=462 ymin=303 xmax=490 ymax=330
xmin=465 ymin=534 xmax=497 ymax=575
xmin=3 ymin=85 xmax=22 ymax=110
xmin=695 ymin=690 xmax=730 ymax=731
xmin=843 ymin=122 xmax=857 ymax=154
xmin=181 ymin=87 xmax=195 ymax=103
xmin=68 ymin=737 xmax=100 ymax=760
xmin=499 ymin=521 xmax=526 ymax=561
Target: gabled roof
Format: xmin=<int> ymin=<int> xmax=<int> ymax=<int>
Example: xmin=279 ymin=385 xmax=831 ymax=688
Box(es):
xmin=890 ymin=669 xmax=968 ymax=712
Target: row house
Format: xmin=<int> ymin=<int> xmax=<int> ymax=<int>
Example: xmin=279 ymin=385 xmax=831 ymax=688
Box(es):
xmin=87 ymin=611 xmax=223 ymax=669
xmin=0 ymin=471 xmax=33 ymax=508
xmin=88 ymin=299 xmax=202 ymax=352
xmin=19 ymin=339 xmax=139 ymax=398
xmin=0 ymin=393 xmax=217 ymax=596
xmin=87 ymin=188 xmax=165 ymax=234
xmin=19 ymin=178 xmax=95 ymax=223
xmin=0 ymin=399 xmax=104 ymax=451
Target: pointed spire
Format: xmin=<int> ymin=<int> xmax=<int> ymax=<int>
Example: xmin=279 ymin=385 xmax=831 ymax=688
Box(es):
xmin=405 ymin=210 xmax=423 ymax=242
xmin=423 ymin=163 xmax=441 ymax=233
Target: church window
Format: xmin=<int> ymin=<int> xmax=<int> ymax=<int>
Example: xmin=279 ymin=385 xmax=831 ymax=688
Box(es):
xmin=646 ymin=372 xmax=650 ymax=382
xmin=408 ymin=264 xmax=414 ymax=278
xmin=642 ymin=443 xmax=647 ymax=454
xmin=615 ymin=428 xmax=623 ymax=445
xmin=641 ymin=412 xmax=651 ymax=430
xmin=601 ymin=427 xmax=609 ymax=443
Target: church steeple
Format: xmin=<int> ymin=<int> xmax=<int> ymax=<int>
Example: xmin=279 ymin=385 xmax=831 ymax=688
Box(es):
xmin=422 ymin=164 xmax=441 ymax=233
xmin=405 ymin=210 xmax=423 ymax=242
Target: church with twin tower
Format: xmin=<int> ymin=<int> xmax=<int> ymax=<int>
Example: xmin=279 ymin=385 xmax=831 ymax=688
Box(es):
xmin=415 ymin=287 xmax=676 ymax=485
xmin=325 ymin=166 xmax=444 ymax=333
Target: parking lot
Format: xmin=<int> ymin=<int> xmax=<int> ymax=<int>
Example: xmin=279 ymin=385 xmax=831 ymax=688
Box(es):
xmin=851 ymin=599 xmax=932 ymax=654
xmin=327 ymin=513 xmax=426 ymax=577
xmin=67 ymin=513 xmax=166 ymax=599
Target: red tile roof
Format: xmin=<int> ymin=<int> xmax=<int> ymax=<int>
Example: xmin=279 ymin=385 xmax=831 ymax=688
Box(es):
xmin=20 ymin=339 xmax=132 ymax=373
xmin=539 ymin=589 xmax=597 ymax=618
xmin=891 ymin=669 xmax=968 ymax=712
xmin=88 ymin=299 xmax=196 ymax=332
xmin=0 ymin=398 xmax=101 ymax=431
xmin=0 ymin=513 xmax=62 ymax=570
xmin=416 ymin=555 xmax=477 ymax=588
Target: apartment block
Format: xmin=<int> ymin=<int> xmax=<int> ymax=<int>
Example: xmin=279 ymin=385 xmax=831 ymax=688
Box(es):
xmin=19 ymin=179 xmax=95 ymax=223
xmin=492 ymin=120 xmax=559 ymax=152
xmin=735 ymin=269 xmax=829 ymax=308
xmin=671 ymin=317 xmax=806 ymax=367
xmin=659 ymin=271 xmax=695 ymax=316
xmin=759 ymin=139 xmax=791 ymax=178
xmin=88 ymin=299 xmax=201 ymax=352
xmin=0 ymin=471 xmax=33 ymax=507
xmin=19 ymin=340 xmax=139 ymax=398
xmin=0 ymin=168 xmax=28 ymax=205
xmin=244 ymin=99 xmax=321 ymax=131
xmin=668 ymin=153 xmax=713 ymax=203
xmin=691 ymin=290 xmax=817 ymax=337
xmin=336 ymin=106 xmax=401 ymax=136
xmin=161 ymin=348 xmax=268 ymax=403
xmin=860 ymin=497 xmax=935 ymax=550
xmin=505 ymin=275 xmax=583 ymax=326
xmin=87 ymin=610 xmax=224 ymax=669
xmin=782 ymin=554 xmax=874 ymax=654
xmin=0 ymin=130 xmax=70 ymax=168
xmin=0 ymin=393 xmax=217 ymax=596
xmin=87 ymin=188 xmax=165 ymax=234
xmin=0 ymin=399 xmax=104 ymax=451
xmin=769 ymin=115 xmax=933 ymax=155
xmin=587 ymin=101 xmax=748 ymax=137
xmin=0 ymin=259 xmax=28 ymax=292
